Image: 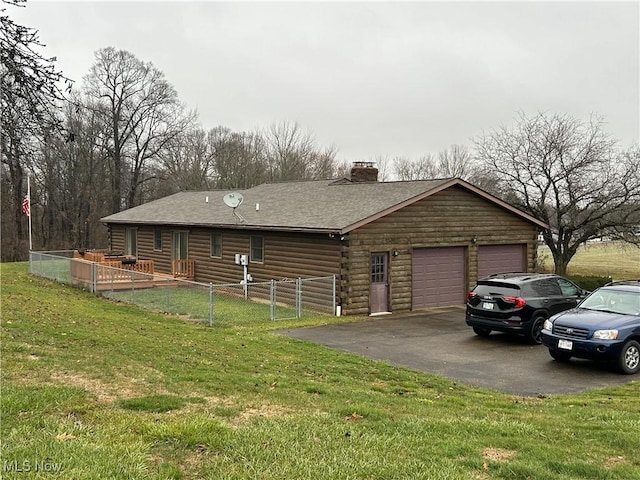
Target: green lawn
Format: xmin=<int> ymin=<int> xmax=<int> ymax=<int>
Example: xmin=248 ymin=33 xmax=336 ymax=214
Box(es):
xmin=2 ymin=262 xmax=639 ymax=479
xmin=537 ymin=241 xmax=640 ymax=280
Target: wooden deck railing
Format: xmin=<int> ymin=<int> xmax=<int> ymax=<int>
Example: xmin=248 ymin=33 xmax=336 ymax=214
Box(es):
xmin=96 ymin=263 xmax=133 ymax=282
xmin=95 ymin=259 xmax=155 ymax=282
xmin=84 ymin=251 xmax=106 ymax=262
xmin=126 ymin=260 xmax=154 ymax=274
xmin=172 ymin=259 xmax=195 ymax=279
xmin=71 ymin=250 xmax=191 ymax=284
xmin=97 ymin=259 xmax=154 ymax=273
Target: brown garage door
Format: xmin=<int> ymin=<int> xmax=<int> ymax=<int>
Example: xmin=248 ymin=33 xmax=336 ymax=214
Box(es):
xmin=412 ymin=247 xmax=466 ymax=309
xmin=477 ymin=244 xmax=525 ymax=279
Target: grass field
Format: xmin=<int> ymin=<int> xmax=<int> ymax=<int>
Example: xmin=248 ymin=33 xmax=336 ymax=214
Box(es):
xmin=2 ymin=262 xmax=640 ymax=479
xmin=537 ymin=241 xmax=640 ymax=280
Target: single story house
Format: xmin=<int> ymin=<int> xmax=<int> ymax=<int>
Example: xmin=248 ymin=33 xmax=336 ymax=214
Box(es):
xmin=101 ymin=164 xmax=548 ymax=315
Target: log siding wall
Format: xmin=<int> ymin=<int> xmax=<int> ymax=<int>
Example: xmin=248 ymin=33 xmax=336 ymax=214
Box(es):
xmin=106 ymin=185 xmax=540 ymax=317
xmin=108 ymin=226 xmax=341 ymax=285
xmin=341 ymin=186 xmax=538 ymax=315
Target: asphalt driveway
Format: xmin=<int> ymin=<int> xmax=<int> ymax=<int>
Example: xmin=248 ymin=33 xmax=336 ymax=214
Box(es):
xmin=278 ymin=307 xmax=635 ymax=396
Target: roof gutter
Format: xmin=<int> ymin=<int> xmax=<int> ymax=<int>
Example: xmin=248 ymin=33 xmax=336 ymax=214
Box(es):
xmin=101 ymin=219 xmax=342 ymax=235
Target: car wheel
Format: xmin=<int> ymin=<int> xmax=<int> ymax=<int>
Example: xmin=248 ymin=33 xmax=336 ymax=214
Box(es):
xmin=617 ymin=340 xmax=640 ymax=375
xmin=528 ymin=315 xmax=546 ymax=345
xmin=472 ymin=326 xmax=492 ymax=337
xmin=549 ymin=348 xmax=572 ymax=362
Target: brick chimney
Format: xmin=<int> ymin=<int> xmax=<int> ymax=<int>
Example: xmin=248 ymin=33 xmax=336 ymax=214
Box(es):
xmin=350 ymin=161 xmax=378 ymax=182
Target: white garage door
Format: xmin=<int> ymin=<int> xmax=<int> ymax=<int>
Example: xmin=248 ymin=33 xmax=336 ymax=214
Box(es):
xmin=412 ymin=247 xmax=466 ymax=309
xmin=477 ymin=244 xmax=525 ymax=279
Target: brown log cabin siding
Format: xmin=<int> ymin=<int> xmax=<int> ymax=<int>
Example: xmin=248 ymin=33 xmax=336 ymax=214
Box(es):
xmin=109 ymin=225 xmax=341 ymax=284
xmin=109 ymin=226 xmax=173 ymax=274
xmin=109 ymin=228 xmax=124 ymax=254
xmin=107 ymin=185 xmax=539 ymax=316
xmin=187 ymin=229 xmax=341 ymax=284
xmin=341 ymin=186 xmax=538 ymax=315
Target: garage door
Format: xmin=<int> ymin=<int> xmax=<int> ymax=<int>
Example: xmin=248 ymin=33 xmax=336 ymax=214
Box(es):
xmin=412 ymin=247 xmax=466 ymax=309
xmin=477 ymin=244 xmax=525 ymax=279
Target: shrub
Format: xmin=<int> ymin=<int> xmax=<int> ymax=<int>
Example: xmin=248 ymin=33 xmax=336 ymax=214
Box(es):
xmin=567 ymin=274 xmax=612 ymax=292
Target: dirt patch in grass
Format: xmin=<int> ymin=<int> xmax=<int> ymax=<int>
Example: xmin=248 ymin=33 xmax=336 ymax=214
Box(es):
xmin=50 ymin=372 xmax=156 ymax=402
xmin=482 ymin=447 xmax=517 ymax=462
xmin=604 ymin=455 xmax=626 ymax=469
xmin=477 ymin=447 xmax=518 ymax=478
xmin=182 ymin=444 xmax=210 ymax=479
xmin=229 ymin=403 xmax=297 ymax=427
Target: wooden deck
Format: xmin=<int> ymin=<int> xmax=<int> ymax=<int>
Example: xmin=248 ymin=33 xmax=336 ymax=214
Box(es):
xmin=91 ymin=271 xmax=185 ymax=292
xmin=71 ymin=251 xmax=195 ymax=291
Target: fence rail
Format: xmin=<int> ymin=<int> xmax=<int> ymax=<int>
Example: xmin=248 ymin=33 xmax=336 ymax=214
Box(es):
xmin=29 ymin=251 xmax=336 ymax=325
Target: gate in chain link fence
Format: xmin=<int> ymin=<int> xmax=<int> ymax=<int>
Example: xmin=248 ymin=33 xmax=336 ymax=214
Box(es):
xmin=29 ymin=251 xmax=336 ymax=325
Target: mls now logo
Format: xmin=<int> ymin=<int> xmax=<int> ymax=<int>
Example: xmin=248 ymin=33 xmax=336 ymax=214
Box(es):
xmin=4 ymin=459 xmax=63 ymax=473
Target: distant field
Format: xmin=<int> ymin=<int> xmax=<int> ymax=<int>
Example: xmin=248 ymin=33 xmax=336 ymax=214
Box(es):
xmin=537 ymin=241 xmax=640 ymax=280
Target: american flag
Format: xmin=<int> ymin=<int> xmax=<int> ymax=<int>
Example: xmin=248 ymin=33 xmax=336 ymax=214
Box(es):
xmin=21 ymin=195 xmax=30 ymax=217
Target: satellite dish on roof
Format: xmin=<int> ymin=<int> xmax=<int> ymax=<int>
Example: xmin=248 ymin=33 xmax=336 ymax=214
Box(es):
xmin=223 ymin=192 xmax=244 ymax=208
xmin=223 ymin=192 xmax=246 ymax=223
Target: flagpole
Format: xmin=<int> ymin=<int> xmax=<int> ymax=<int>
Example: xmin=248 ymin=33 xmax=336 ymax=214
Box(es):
xmin=27 ymin=173 xmax=32 ymax=251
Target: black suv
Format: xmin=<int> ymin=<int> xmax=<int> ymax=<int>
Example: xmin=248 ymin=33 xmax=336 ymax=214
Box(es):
xmin=466 ymin=273 xmax=588 ymax=344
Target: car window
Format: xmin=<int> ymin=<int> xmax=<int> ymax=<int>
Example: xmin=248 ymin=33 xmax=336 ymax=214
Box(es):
xmin=473 ymin=283 xmax=520 ymax=296
xmin=617 ymin=293 xmax=640 ymax=315
xmin=530 ymin=279 xmax=562 ymax=296
xmin=581 ymin=289 xmax=640 ymax=315
xmin=557 ymin=278 xmax=579 ymax=297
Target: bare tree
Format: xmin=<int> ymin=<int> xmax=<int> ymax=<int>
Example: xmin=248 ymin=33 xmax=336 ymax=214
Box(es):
xmin=437 ymin=144 xmax=474 ymax=178
xmin=474 ymin=111 xmax=640 ymax=275
xmin=393 ymin=154 xmax=437 ymax=180
xmin=263 ymin=121 xmax=339 ymax=181
xmin=368 ymin=155 xmax=392 ymax=181
xmin=154 ymin=127 xmax=214 ymax=195
xmin=393 ymin=145 xmax=483 ymax=183
xmin=333 ymin=159 xmax=352 ymax=180
xmin=209 ymin=126 xmax=267 ymax=189
xmin=84 ymin=47 xmax=194 ymax=212
xmin=34 ymin=94 xmax=110 ymax=250
xmin=0 ymin=0 xmax=72 ymax=139
xmin=437 ymin=144 xmax=496 ymax=192
xmin=1 ymin=0 xmax=72 ymax=259
xmin=307 ymin=145 xmax=340 ymax=180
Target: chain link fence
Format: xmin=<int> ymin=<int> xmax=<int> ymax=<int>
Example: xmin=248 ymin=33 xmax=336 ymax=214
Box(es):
xmin=29 ymin=251 xmax=336 ymax=325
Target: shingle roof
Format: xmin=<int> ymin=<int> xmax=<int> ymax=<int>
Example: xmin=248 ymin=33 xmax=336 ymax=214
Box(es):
xmin=101 ymin=178 xmax=548 ymax=233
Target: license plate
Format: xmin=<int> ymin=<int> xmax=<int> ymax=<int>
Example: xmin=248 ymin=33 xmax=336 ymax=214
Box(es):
xmin=558 ymin=339 xmax=573 ymax=350
xmin=482 ymin=302 xmax=494 ymax=310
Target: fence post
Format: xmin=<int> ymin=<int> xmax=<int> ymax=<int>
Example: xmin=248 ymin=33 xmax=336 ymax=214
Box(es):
xmin=209 ymin=282 xmax=214 ymax=327
xmin=296 ymin=277 xmax=302 ymax=318
xmin=165 ymin=278 xmax=170 ymax=314
xmin=333 ymin=275 xmax=337 ymax=316
xmin=270 ymin=279 xmax=276 ymax=321
xmin=91 ymin=262 xmax=96 ymax=293
xmin=130 ymin=270 xmax=135 ymax=302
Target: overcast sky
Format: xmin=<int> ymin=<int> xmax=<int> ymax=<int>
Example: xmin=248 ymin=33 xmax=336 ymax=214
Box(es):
xmin=12 ymin=1 xmax=640 ymax=163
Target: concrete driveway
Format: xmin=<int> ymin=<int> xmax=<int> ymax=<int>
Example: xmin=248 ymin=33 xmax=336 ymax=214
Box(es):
xmin=278 ymin=307 xmax=635 ymax=396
